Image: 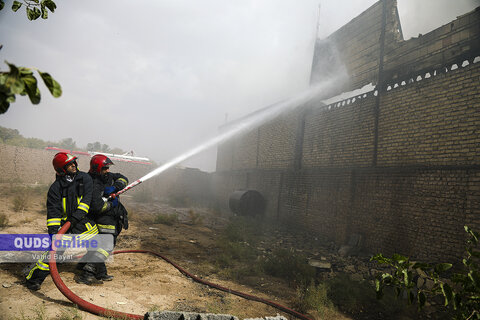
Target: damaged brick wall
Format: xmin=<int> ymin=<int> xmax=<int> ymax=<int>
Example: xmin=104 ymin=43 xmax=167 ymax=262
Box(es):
xmin=214 ymin=1 xmax=480 ymax=263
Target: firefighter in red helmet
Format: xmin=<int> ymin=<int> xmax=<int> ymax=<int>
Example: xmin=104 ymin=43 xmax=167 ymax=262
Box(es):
xmin=25 ymin=152 xmax=109 ymax=290
xmin=88 ymin=154 xmax=129 ymax=281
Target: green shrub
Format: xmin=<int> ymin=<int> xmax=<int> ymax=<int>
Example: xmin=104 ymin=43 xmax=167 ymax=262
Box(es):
xmin=372 ymin=225 xmax=480 ymax=319
xmin=261 ymin=248 xmax=316 ymax=284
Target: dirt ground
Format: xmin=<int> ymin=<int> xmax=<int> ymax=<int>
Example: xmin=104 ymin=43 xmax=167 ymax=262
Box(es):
xmin=0 ymin=185 xmax=350 ymax=320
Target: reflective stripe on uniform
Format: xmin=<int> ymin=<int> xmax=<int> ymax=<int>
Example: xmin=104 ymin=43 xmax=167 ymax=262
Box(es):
xmin=97 ymin=224 xmax=115 ymax=230
xmin=47 ymin=218 xmax=61 ymax=226
xmin=77 ymin=226 xmax=99 ymax=241
xmin=77 ymin=202 xmax=89 ymax=213
xmin=26 ymin=251 xmax=50 ymax=279
xmin=37 ymin=260 xmax=50 ymax=271
xmin=96 ymin=248 xmax=110 ymax=258
xmin=117 ymin=178 xmax=127 ymax=187
xmin=97 ymin=223 xmax=116 ymax=234
xmin=26 ymin=265 xmax=39 ymax=280
xmin=62 ymin=197 xmax=67 ymax=214
xmin=100 ymin=202 xmax=109 ymax=213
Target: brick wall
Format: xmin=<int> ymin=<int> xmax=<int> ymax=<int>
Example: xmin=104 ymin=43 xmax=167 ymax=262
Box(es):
xmin=214 ymin=2 xmax=480 ymax=263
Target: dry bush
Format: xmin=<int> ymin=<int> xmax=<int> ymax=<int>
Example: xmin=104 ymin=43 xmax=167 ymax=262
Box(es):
xmin=153 ymin=212 xmax=178 ymax=225
xmin=187 ymin=209 xmax=204 ymax=225
xmin=12 ymin=194 xmax=28 ymax=212
xmin=0 ymin=212 xmax=8 ymax=228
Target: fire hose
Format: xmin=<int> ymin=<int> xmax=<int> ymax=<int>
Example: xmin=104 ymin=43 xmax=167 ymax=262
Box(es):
xmin=49 ymin=222 xmax=313 ymax=320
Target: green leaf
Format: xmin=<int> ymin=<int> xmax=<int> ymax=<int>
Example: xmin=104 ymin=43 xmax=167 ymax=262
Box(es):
xmin=371 ymin=253 xmax=389 ymax=264
xmin=41 ymin=4 xmax=48 ymax=19
xmin=9 ymin=78 xmax=25 ymax=94
xmin=468 ymin=270 xmax=480 ymax=288
xmin=412 ymin=262 xmax=431 ymax=270
xmin=441 ymin=283 xmax=453 ymax=306
xmin=26 ymin=7 xmax=35 ymax=20
xmin=434 ymin=263 xmax=453 ymax=273
xmin=26 ymin=7 xmax=41 ymax=20
xmin=11 ymin=1 xmax=22 ymax=12
xmin=22 ymin=75 xmax=41 ymax=104
xmin=33 ymin=7 xmax=41 ymax=19
xmin=418 ymin=291 xmax=426 ymax=309
xmin=0 ymin=99 xmax=10 ymax=114
xmin=38 ymin=71 xmax=62 ymax=97
xmin=6 ymin=94 xmax=15 ymax=103
xmin=403 ymin=269 xmax=412 ymax=287
xmin=43 ymin=0 xmax=56 ymax=12
xmin=375 ymin=278 xmax=381 ymax=292
xmin=408 ymin=290 xmax=415 ymax=305
xmin=465 ymin=226 xmax=479 ymax=244
xmin=18 ymin=67 xmax=33 ymax=76
xmin=392 ymin=253 xmax=408 ymax=264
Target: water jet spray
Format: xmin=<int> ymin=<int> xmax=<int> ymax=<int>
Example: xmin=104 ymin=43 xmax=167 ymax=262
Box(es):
xmin=113 ymin=73 xmax=347 ymax=198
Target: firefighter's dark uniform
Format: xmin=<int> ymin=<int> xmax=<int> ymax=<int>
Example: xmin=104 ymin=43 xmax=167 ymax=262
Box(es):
xmin=88 ymin=172 xmax=129 ymax=277
xmin=25 ymin=171 xmax=108 ymax=289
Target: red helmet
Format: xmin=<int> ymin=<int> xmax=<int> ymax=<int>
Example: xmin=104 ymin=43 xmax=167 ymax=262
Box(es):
xmin=52 ymin=152 xmax=78 ymax=175
xmin=89 ymin=154 xmax=114 ymax=175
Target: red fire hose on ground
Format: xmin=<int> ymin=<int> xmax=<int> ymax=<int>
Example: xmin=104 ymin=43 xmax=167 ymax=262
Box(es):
xmin=49 ymin=222 xmax=313 ymax=320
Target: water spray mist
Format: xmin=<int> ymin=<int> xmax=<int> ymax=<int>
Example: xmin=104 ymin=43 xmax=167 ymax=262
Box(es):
xmin=114 ymin=73 xmax=347 ymax=197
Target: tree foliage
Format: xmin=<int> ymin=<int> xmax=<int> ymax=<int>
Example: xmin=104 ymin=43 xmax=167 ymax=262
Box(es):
xmin=0 ymin=0 xmax=61 ymax=114
xmin=372 ymin=226 xmax=480 ymax=319
xmin=1 ymin=126 xmax=127 ymax=153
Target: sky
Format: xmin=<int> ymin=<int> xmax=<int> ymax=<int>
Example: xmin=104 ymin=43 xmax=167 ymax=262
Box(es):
xmin=0 ymin=0 xmax=478 ymax=172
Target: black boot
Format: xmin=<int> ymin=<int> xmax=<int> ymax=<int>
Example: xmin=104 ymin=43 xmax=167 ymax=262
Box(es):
xmin=75 ymin=263 xmax=103 ymax=285
xmin=95 ymin=262 xmax=114 ymax=281
xmin=25 ymin=265 xmax=49 ymax=291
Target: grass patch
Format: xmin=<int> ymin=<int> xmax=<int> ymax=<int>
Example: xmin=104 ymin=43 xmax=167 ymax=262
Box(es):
xmin=153 ymin=212 xmax=178 ymax=225
xmin=294 ymin=281 xmax=338 ymax=318
xmin=15 ymin=304 xmax=47 ymax=320
xmin=59 ymin=305 xmax=84 ymax=320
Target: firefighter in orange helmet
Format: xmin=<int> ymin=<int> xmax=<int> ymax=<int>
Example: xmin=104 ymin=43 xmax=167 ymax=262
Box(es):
xmin=25 ymin=153 xmax=109 ymax=290
xmin=88 ymin=154 xmax=129 ymax=281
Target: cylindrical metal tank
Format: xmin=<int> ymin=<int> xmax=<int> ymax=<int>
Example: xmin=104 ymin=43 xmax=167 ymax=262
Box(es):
xmin=229 ymin=190 xmax=266 ymax=216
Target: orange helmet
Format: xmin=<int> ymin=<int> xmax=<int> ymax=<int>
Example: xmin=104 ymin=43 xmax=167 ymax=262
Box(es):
xmin=89 ymin=154 xmax=114 ymax=175
xmin=52 ymin=152 xmax=78 ymax=176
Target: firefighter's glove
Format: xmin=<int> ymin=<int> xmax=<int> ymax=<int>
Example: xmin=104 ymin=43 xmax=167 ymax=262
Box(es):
xmin=114 ymin=177 xmax=128 ymax=192
xmin=48 ymin=226 xmax=60 ymax=235
xmin=103 ymin=186 xmax=116 ymax=197
xmin=66 ymin=215 xmax=80 ymax=229
xmin=110 ymin=197 xmax=119 ymax=208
